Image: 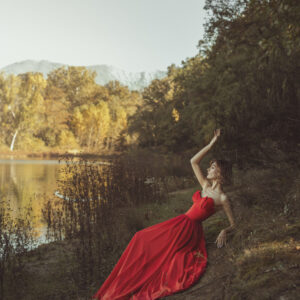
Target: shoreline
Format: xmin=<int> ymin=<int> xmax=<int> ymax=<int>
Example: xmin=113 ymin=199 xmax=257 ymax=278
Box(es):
xmin=0 ymin=149 xmax=121 ymax=160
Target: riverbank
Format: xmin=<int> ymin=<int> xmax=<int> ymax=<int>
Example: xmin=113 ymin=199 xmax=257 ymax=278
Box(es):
xmin=0 ymin=148 xmax=120 ymax=160
xmin=3 ymin=162 xmax=300 ymax=299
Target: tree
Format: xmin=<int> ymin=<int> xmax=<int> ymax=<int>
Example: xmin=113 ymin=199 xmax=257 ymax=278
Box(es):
xmin=47 ymin=66 xmax=99 ymax=110
xmin=0 ymin=73 xmax=47 ymax=151
xmin=69 ymin=101 xmax=111 ymax=150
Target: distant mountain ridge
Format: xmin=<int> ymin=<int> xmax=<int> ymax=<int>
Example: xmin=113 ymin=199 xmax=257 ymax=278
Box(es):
xmin=0 ymin=60 xmax=167 ymax=91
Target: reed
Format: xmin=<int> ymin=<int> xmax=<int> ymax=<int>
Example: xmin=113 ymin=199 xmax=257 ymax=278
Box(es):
xmin=41 ymin=151 xmax=184 ymax=295
xmin=0 ymin=194 xmax=36 ymax=299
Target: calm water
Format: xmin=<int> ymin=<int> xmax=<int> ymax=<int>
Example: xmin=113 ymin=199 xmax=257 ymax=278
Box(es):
xmin=0 ymin=157 xmax=105 ymax=247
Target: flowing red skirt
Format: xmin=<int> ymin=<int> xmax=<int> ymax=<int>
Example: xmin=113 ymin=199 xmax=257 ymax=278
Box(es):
xmin=92 ymin=214 xmax=208 ymax=300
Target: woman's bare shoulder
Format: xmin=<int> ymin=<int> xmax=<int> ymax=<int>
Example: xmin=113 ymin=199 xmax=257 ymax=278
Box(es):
xmin=220 ymin=193 xmax=228 ymax=201
xmin=220 ymin=193 xmax=233 ymax=208
xmin=214 ymin=193 xmax=228 ymax=212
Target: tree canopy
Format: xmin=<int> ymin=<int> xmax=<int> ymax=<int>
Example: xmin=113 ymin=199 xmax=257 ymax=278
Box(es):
xmin=0 ymin=0 xmax=298 ymax=166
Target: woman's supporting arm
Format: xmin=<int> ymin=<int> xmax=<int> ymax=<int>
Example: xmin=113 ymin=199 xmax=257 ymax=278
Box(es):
xmin=215 ymin=196 xmax=235 ymax=248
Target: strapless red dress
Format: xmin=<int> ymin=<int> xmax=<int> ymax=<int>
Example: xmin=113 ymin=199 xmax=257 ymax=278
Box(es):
xmin=92 ymin=190 xmax=215 ymax=300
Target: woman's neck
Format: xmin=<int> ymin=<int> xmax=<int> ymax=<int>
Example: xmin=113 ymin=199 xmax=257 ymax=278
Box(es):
xmin=209 ymin=180 xmax=222 ymax=192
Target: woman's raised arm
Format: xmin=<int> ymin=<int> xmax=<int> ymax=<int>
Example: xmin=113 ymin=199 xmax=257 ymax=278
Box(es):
xmin=190 ymin=129 xmax=221 ymax=188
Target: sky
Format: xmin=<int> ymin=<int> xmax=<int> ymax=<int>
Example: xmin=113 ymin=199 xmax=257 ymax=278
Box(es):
xmin=0 ymin=0 xmax=208 ymax=73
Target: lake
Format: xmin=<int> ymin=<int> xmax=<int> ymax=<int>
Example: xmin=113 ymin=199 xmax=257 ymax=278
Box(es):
xmin=0 ymin=157 xmax=107 ymax=247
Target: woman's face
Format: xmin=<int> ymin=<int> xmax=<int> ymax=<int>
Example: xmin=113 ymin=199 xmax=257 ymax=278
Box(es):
xmin=207 ymin=162 xmax=220 ymax=180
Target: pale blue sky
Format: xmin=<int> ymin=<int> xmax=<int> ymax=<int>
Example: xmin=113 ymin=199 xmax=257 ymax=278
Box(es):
xmin=0 ymin=0 xmax=207 ymax=72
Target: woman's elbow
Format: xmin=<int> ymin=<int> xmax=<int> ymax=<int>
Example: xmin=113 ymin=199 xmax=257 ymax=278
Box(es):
xmin=190 ymin=159 xmax=197 ymax=165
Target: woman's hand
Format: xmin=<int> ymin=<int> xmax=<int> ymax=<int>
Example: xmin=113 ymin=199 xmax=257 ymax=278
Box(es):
xmin=209 ymin=129 xmax=221 ymax=147
xmin=215 ymin=229 xmax=227 ymax=248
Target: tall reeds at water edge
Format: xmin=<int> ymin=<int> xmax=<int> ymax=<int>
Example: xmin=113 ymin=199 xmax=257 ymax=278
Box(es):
xmin=41 ymin=152 xmax=191 ymax=295
xmin=0 ymin=194 xmax=36 ymax=299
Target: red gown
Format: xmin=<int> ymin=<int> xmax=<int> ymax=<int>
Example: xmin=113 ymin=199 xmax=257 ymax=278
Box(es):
xmin=92 ymin=190 xmax=215 ymax=300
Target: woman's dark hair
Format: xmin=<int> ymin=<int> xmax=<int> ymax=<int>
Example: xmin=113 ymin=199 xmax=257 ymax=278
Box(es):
xmin=209 ymin=159 xmax=233 ymax=186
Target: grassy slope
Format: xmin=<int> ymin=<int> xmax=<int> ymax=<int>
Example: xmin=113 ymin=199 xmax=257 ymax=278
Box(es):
xmin=6 ymin=163 xmax=300 ymax=300
xmin=122 ymin=164 xmax=300 ymax=300
xmin=160 ymin=166 xmax=300 ymax=300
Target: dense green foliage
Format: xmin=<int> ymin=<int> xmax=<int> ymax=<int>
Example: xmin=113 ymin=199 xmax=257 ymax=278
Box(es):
xmin=129 ymin=0 xmax=299 ymax=166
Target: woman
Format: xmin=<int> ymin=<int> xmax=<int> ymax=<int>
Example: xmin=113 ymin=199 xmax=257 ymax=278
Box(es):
xmin=92 ymin=129 xmax=235 ymax=300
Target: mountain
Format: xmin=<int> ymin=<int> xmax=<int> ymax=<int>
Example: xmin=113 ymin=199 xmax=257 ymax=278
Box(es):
xmin=0 ymin=60 xmax=167 ymax=91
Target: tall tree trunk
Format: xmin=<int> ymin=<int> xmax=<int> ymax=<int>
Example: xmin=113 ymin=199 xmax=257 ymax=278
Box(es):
xmin=87 ymin=127 xmax=94 ymax=150
xmin=10 ymin=129 xmax=19 ymax=151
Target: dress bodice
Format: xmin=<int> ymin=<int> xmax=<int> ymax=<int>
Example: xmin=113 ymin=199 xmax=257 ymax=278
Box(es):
xmin=184 ymin=190 xmax=215 ymax=222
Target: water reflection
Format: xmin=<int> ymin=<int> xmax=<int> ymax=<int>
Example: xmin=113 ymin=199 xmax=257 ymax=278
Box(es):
xmin=0 ymin=158 xmax=69 ymax=247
